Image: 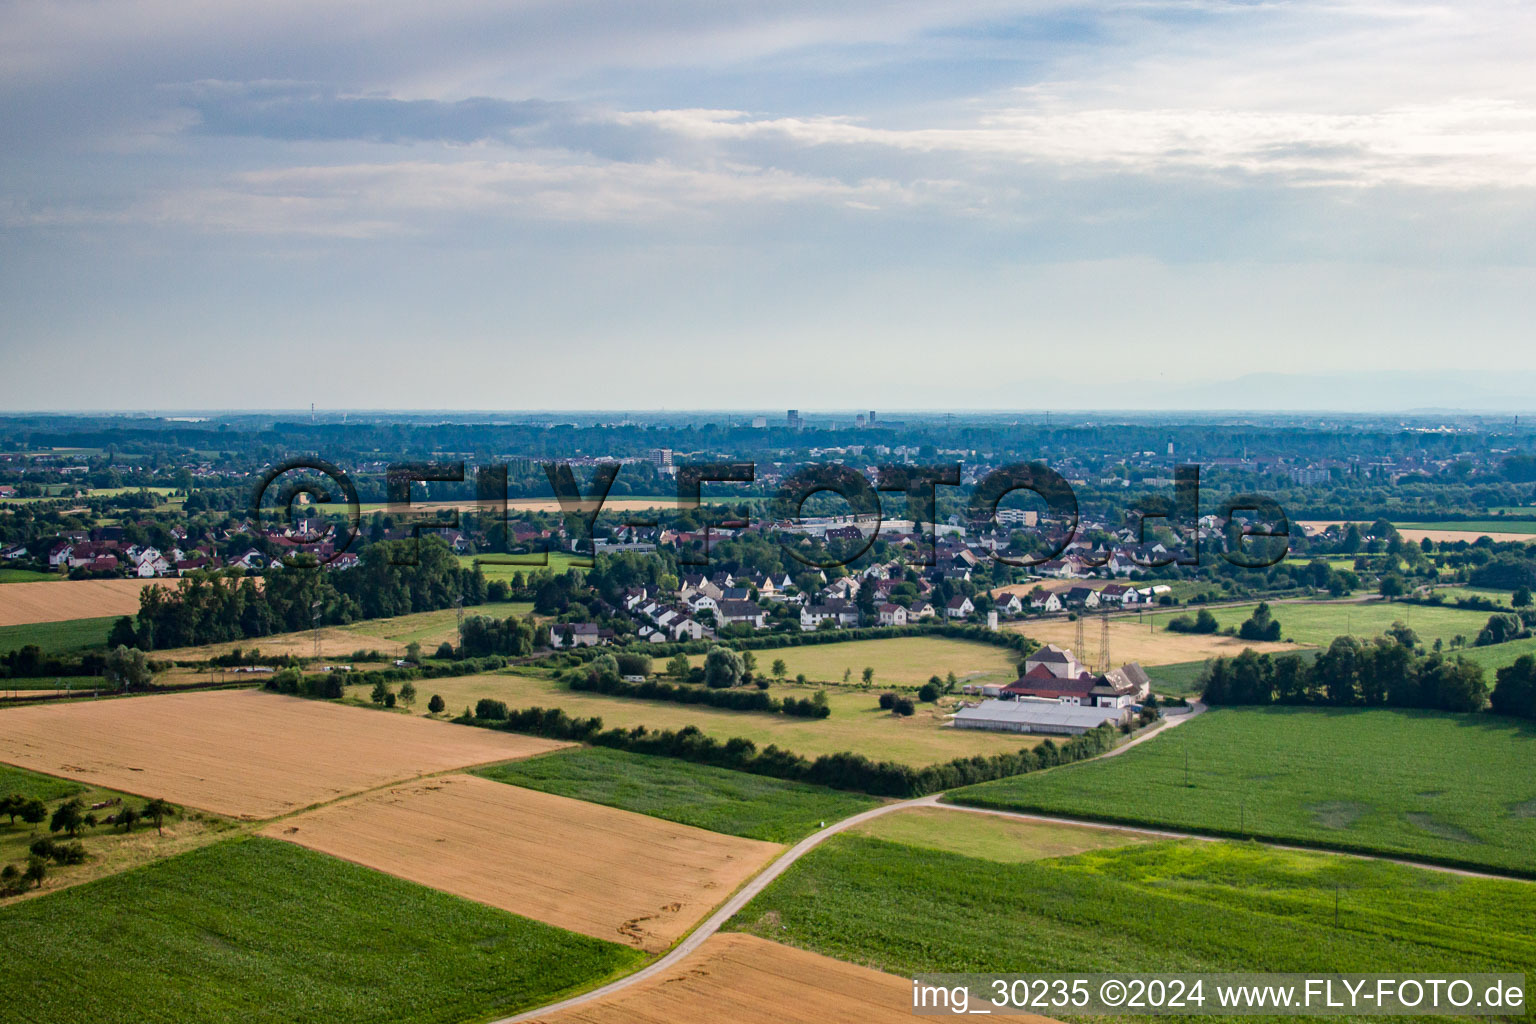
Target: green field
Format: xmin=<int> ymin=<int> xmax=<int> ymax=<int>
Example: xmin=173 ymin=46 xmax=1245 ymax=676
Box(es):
xmin=1144 ymin=659 xmax=1210 ymax=696
xmin=727 ymin=833 xmax=1536 ymax=999
xmin=1146 ymin=600 xmax=1489 ymax=648
xmin=0 ymin=763 xmax=84 ymax=804
xmin=0 ymin=836 xmax=641 ymax=1024
xmin=949 ymin=706 xmax=1536 ymax=875
xmin=1430 ymin=586 xmax=1515 ymax=607
xmin=0 ymin=675 xmax=104 ymax=692
xmin=476 ymin=746 xmax=881 ymax=842
xmin=457 ymin=552 xmax=591 ymax=578
xmin=1456 ymin=636 xmax=1536 ymax=675
xmin=849 ymin=807 xmax=1151 ymax=863
xmin=1400 ymin=520 xmax=1536 ymax=535
xmin=343 ymin=599 xmax=535 ymax=646
xmin=0 ymin=568 xmax=58 ymax=583
xmin=689 ymin=636 xmax=1021 ymax=687
xmin=0 ymin=615 xmax=118 ymax=656
xmin=375 ymin=671 xmax=1040 ymax=767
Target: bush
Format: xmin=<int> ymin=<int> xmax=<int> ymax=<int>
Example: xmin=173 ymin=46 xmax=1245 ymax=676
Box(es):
xmin=615 ymin=652 xmax=652 ymax=677
xmin=878 ymin=692 xmax=898 ymax=710
xmin=917 ymin=682 xmax=941 ymax=703
xmin=428 ymin=693 xmax=446 ymax=714
xmin=474 ymin=698 xmax=510 ymax=720
xmin=704 ymin=646 xmax=745 ymax=688
xmin=384 ymin=692 xmax=397 ymax=708
xmin=893 ymin=697 xmax=916 ymax=716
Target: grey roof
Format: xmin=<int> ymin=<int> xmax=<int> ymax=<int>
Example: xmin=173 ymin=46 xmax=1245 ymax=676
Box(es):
xmin=952 ymin=700 xmax=1125 ymax=729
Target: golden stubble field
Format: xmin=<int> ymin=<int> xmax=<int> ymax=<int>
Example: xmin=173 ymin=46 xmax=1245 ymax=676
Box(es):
xmin=262 ymin=773 xmax=781 ymax=953
xmin=1005 ymin=615 xmax=1300 ymax=666
xmin=0 ymin=578 xmax=168 ymax=627
xmin=526 ymin=932 xmax=1061 ymax=1024
xmin=0 ymin=689 xmax=569 ymax=818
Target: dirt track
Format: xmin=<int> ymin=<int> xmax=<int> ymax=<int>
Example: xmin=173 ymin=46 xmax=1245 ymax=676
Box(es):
xmin=263 ymin=773 xmax=781 ymax=953
xmin=0 ymin=689 xmax=567 ymax=818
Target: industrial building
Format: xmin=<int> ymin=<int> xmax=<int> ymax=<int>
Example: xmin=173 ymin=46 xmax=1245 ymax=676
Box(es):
xmin=950 ymin=699 xmax=1131 ymax=736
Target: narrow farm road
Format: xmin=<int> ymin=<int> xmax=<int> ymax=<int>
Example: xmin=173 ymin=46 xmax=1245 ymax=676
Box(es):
xmin=492 ymin=699 xmax=1517 ymax=1024
xmin=491 ymin=793 xmax=943 ymax=1024
xmin=494 ymin=708 xmax=1196 ymax=1023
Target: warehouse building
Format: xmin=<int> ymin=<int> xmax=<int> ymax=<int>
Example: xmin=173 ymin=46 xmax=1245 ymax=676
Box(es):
xmin=950 ymin=699 xmax=1131 ymax=736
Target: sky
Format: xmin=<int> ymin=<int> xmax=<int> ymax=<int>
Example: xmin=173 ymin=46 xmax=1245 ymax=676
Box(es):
xmin=1 ymin=0 xmax=1533 ymax=412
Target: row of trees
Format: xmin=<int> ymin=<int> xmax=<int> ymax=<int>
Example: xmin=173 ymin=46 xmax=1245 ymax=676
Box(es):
xmin=1200 ymin=637 xmax=1487 ymax=712
xmin=130 ymin=538 xmax=485 ymax=650
xmin=464 ymin=704 xmax=1124 ymax=797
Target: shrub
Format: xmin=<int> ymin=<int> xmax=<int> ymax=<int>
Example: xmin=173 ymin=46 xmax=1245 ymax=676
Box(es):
xmin=428 ymin=694 xmax=446 ymax=714
xmin=878 ymin=692 xmax=898 ymax=710
xmin=704 ymin=646 xmax=745 ymax=688
xmin=893 ymin=697 xmax=916 ymax=716
xmin=918 ymin=682 xmax=941 ymax=703
xmin=474 ymin=698 xmax=510 ymax=721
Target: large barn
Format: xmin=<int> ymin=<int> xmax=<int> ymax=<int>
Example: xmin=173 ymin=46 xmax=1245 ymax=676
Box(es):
xmin=951 ymin=699 xmax=1131 ymax=736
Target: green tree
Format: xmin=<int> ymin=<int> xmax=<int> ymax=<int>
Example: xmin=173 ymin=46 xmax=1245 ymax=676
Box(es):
xmin=404 ymin=641 xmax=422 ymax=663
xmin=104 ymin=645 xmax=153 ymax=691
xmin=370 ymin=680 xmax=390 ymax=705
xmin=142 ymin=798 xmax=175 ymax=836
xmin=115 ymin=805 xmax=140 ymax=832
xmin=1379 ymin=573 xmax=1406 ymax=600
xmin=107 ymin=615 xmax=138 ymax=649
xmin=398 ymin=680 xmax=417 ymax=708
xmin=667 ymin=653 xmax=691 ymax=679
xmin=23 ymin=854 xmax=47 ymax=890
xmin=862 ymin=666 xmax=875 ymax=685
xmin=703 ymin=646 xmax=745 ymax=688
xmin=50 ymin=799 xmax=87 ymax=838
xmin=428 ymin=693 xmax=446 ymax=713
xmin=771 ymin=658 xmax=787 ymax=681
xmin=1515 ymin=587 xmax=1532 ymax=608
xmin=918 ymin=681 xmax=941 ymax=702
xmin=19 ymin=799 xmax=47 ymax=827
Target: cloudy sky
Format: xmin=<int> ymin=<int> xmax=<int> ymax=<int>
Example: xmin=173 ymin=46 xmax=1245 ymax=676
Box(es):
xmin=2 ymin=0 xmax=1533 ymax=411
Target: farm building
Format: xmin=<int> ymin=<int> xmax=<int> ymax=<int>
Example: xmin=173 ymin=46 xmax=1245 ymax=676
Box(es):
xmin=951 ymin=699 xmax=1131 ymax=735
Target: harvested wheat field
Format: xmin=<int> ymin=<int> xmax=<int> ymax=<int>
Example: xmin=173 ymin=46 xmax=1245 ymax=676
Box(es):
xmin=1007 ymin=615 xmax=1300 ymax=666
xmin=156 ymin=626 xmax=407 ymax=661
xmin=524 ymin=932 xmax=1060 ymax=1024
xmin=0 ymin=578 xmax=168 ymax=627
xmin=0 ymin=689 xmax=568 ymax=818
xmin=263 ymin=774 xmax=780 ymax=953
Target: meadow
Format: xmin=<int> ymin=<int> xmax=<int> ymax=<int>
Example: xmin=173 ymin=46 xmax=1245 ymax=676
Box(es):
xmin=156 ymin=599 xmax=537 ymax=661
xmin=343 ymin=598 xmax=535 ymax=647
xmin=1399 ymin=519 xmax=1536 ymax=535
xmin=1141 ymin=599 xmax=1491 ymax=649
xmin=0 ymin=836 xmax=642 ymax=1024
xmin=375 ymin=671 xmax=1039 ymax=766
xmin=476 ymin=746 xmax=882 ymax=842
xmin=0 ymin=568 xmax=59 ymax=583
xmin=0 ymin=615 xmax=118 ymax=656
xmin=848 ymin=807 xmax=1151 ymax=863
xmin=688 ymin=635 xmax=1021 ymax=687
xmin=458 ymin=551 xmax=590 ymax=578
xmin=0 ymin=763 xmax=233 ymax=903
xmin=948 ymin=706 xmax=1536 ymax=875
xmin=1458 ymin=636 xmax=1536 ymax=674
xmin=727 ymin=834 xmax=1536 ymax=1003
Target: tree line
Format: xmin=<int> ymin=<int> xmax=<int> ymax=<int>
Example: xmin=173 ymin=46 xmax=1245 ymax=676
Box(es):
xmin=1200 ymin=636 xmax=1487 ymax=713
xmin=458 ymin=704 xmax=1124 ymax=797
xmin=130 ymin=538 xmax=485 ymax=650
